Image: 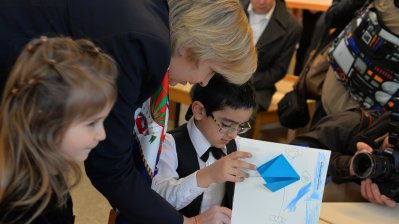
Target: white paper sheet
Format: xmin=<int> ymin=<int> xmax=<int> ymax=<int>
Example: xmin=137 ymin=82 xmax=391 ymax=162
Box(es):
xmin=232 ymin=138 xmax=331 ymax=224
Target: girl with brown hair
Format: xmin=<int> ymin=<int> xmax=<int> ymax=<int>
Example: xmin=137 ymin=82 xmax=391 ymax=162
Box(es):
xmin=0 ymin=36 xmax=117 ymax=224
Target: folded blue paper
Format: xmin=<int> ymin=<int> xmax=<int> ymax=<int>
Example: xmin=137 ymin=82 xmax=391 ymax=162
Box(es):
xmin=257 ymin=154 xmax=300 ymax=192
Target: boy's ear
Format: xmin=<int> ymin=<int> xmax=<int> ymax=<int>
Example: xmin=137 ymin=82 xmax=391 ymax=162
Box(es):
xmin=191 ymin=101 xmax=206 ymax=120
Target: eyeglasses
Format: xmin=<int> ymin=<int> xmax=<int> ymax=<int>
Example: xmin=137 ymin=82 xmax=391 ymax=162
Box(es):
xmin=210 ymin=114 xmax=251 ymax=135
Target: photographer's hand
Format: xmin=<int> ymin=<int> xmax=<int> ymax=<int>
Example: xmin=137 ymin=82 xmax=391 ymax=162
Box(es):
xmin=352 ymin=142 xmax=396 ymax=207
xmin=380 ymin=135 xmax=394 ymax=149
xmin=360 ymin=179 xmax=396 ymax=208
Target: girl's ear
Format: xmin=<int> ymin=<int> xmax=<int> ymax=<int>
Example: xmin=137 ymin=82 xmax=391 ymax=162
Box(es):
xmin=191 ymin=101 xmax=206 ymax=120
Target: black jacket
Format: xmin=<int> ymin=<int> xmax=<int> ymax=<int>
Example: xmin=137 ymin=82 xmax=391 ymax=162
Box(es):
xmin=240 ymin=0 xmax=302 ymax=110
xmin=0 ymin=0 xmax=182 ymax=223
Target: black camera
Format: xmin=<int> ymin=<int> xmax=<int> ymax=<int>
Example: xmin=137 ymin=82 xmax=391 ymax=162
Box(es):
xmin=352 ymin=100 xmax=399 ymax=202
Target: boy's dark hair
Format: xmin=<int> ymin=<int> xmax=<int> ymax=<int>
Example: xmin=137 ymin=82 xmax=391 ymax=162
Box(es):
xmin=185 ymin=74 xmax=256 ymax=120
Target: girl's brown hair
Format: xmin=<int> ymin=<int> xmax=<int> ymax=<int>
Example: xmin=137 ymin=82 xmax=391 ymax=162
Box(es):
xmin=0 ymin=36 xmax=117 ymax=223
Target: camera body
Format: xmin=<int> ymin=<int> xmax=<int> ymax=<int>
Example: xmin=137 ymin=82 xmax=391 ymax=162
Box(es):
xmin=352 ymin=99 xmax=399 ymax=201
xmin=352 ymin=148 xmax=399 ymax=201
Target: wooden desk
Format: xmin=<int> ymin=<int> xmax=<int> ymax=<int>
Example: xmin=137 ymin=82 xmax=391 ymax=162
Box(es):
xmin=169 ymin=83 xmax=192 ymax=105
xmin=286 ymin=0 xmax=332 ymax=11
xmin=320 ymin=202 xmax=399 ymax=224
xmin=318 ymin=219 xmax=330 ymax=224
xmin=169 ymin=84 xmax=192 ymax=127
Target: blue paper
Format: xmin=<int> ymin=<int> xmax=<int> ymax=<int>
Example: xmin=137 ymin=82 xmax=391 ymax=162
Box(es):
xmin=257 ymin=154 xmax=300 ymax=192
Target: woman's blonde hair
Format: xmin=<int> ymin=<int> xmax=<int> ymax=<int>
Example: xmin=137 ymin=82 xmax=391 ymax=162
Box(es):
xmin=169 ymin=0 xmax=258 ymax=85
xmin=0 ymin=36 xmax=117 ymax=223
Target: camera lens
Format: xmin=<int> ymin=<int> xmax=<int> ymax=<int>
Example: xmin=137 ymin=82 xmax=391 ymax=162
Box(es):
xmin=352 ymin=152 xmax=392 ymax=179
xmin=352 ymin=153 xmax=374 ymax=178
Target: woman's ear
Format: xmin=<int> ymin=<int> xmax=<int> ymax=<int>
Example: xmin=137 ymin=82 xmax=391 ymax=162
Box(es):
xmin=177 ymin=46 xmax=185 ymax=56
xmin=191 ymin=101 xmax=206 ymax=120
xmin=177 ymin=43 xmax=193 ymax=58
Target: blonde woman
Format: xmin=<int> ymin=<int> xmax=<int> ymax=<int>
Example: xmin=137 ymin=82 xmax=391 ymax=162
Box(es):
xmin=0 ymin=36 xmax=117 ymax=224
xmin=0 ymin=0 xmax=257 ymax=223
xmin=168 ymin=0 xmax=257 ymax=86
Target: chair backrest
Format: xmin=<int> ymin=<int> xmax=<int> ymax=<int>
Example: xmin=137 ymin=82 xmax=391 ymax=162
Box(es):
xmin=252 ymin=75 xmax=298 ymax=140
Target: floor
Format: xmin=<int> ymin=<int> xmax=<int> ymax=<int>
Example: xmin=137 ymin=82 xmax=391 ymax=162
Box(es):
xmin=71 ymin=164 xmax=111 ymax=224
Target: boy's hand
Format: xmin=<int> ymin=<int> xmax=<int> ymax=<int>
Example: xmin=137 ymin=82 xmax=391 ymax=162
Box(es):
xmin=197 ymin=151 xmax=256 ymax=188
xmin=183 ymin=205 xmax=231 ymax=224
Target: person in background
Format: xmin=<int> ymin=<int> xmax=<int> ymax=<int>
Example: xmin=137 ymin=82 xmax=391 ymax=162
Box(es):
xmin=0 ymin=0 xmax=257 ymax=223
xmin=240 ymin=0 xmax=302 ymax=112
xmin=294 ymin=0 xmax=365 ymax=76
xmin=291 ymin=1 xmax=399 ymax=202
xmin=152 ymin=75 xmax=257 ymax=218
xmin=321 ymin=0 xmax=399 ymax=117
xmin=0 ymin=36 xmax=117 ymax=224
xmin=285 ymin=0 xmax=366 ymax=128
xmin=294 ymin=10 xmax=323 ymax=76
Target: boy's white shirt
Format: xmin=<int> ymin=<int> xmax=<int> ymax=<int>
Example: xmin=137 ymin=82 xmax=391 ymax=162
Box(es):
xmin=151 ymin=117 xmax=240 ymax=212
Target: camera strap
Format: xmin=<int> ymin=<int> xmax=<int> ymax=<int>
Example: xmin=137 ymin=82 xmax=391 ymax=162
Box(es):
xmin=348 ymin=110 xmax=391 ymax=151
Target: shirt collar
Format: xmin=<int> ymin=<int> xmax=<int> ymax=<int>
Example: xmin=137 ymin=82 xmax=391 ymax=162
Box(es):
xmin=187 ymin=118 xmax=212 ymax=158
xmin=186 ymin=117 xmax=227 ymax=158
xmin=247 ymin=2 xmax=275 ymax=22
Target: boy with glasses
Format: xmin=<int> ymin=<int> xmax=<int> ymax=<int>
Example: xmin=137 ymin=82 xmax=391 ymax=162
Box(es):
xmin=152 ymin=75 xmax=257 ymax=218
